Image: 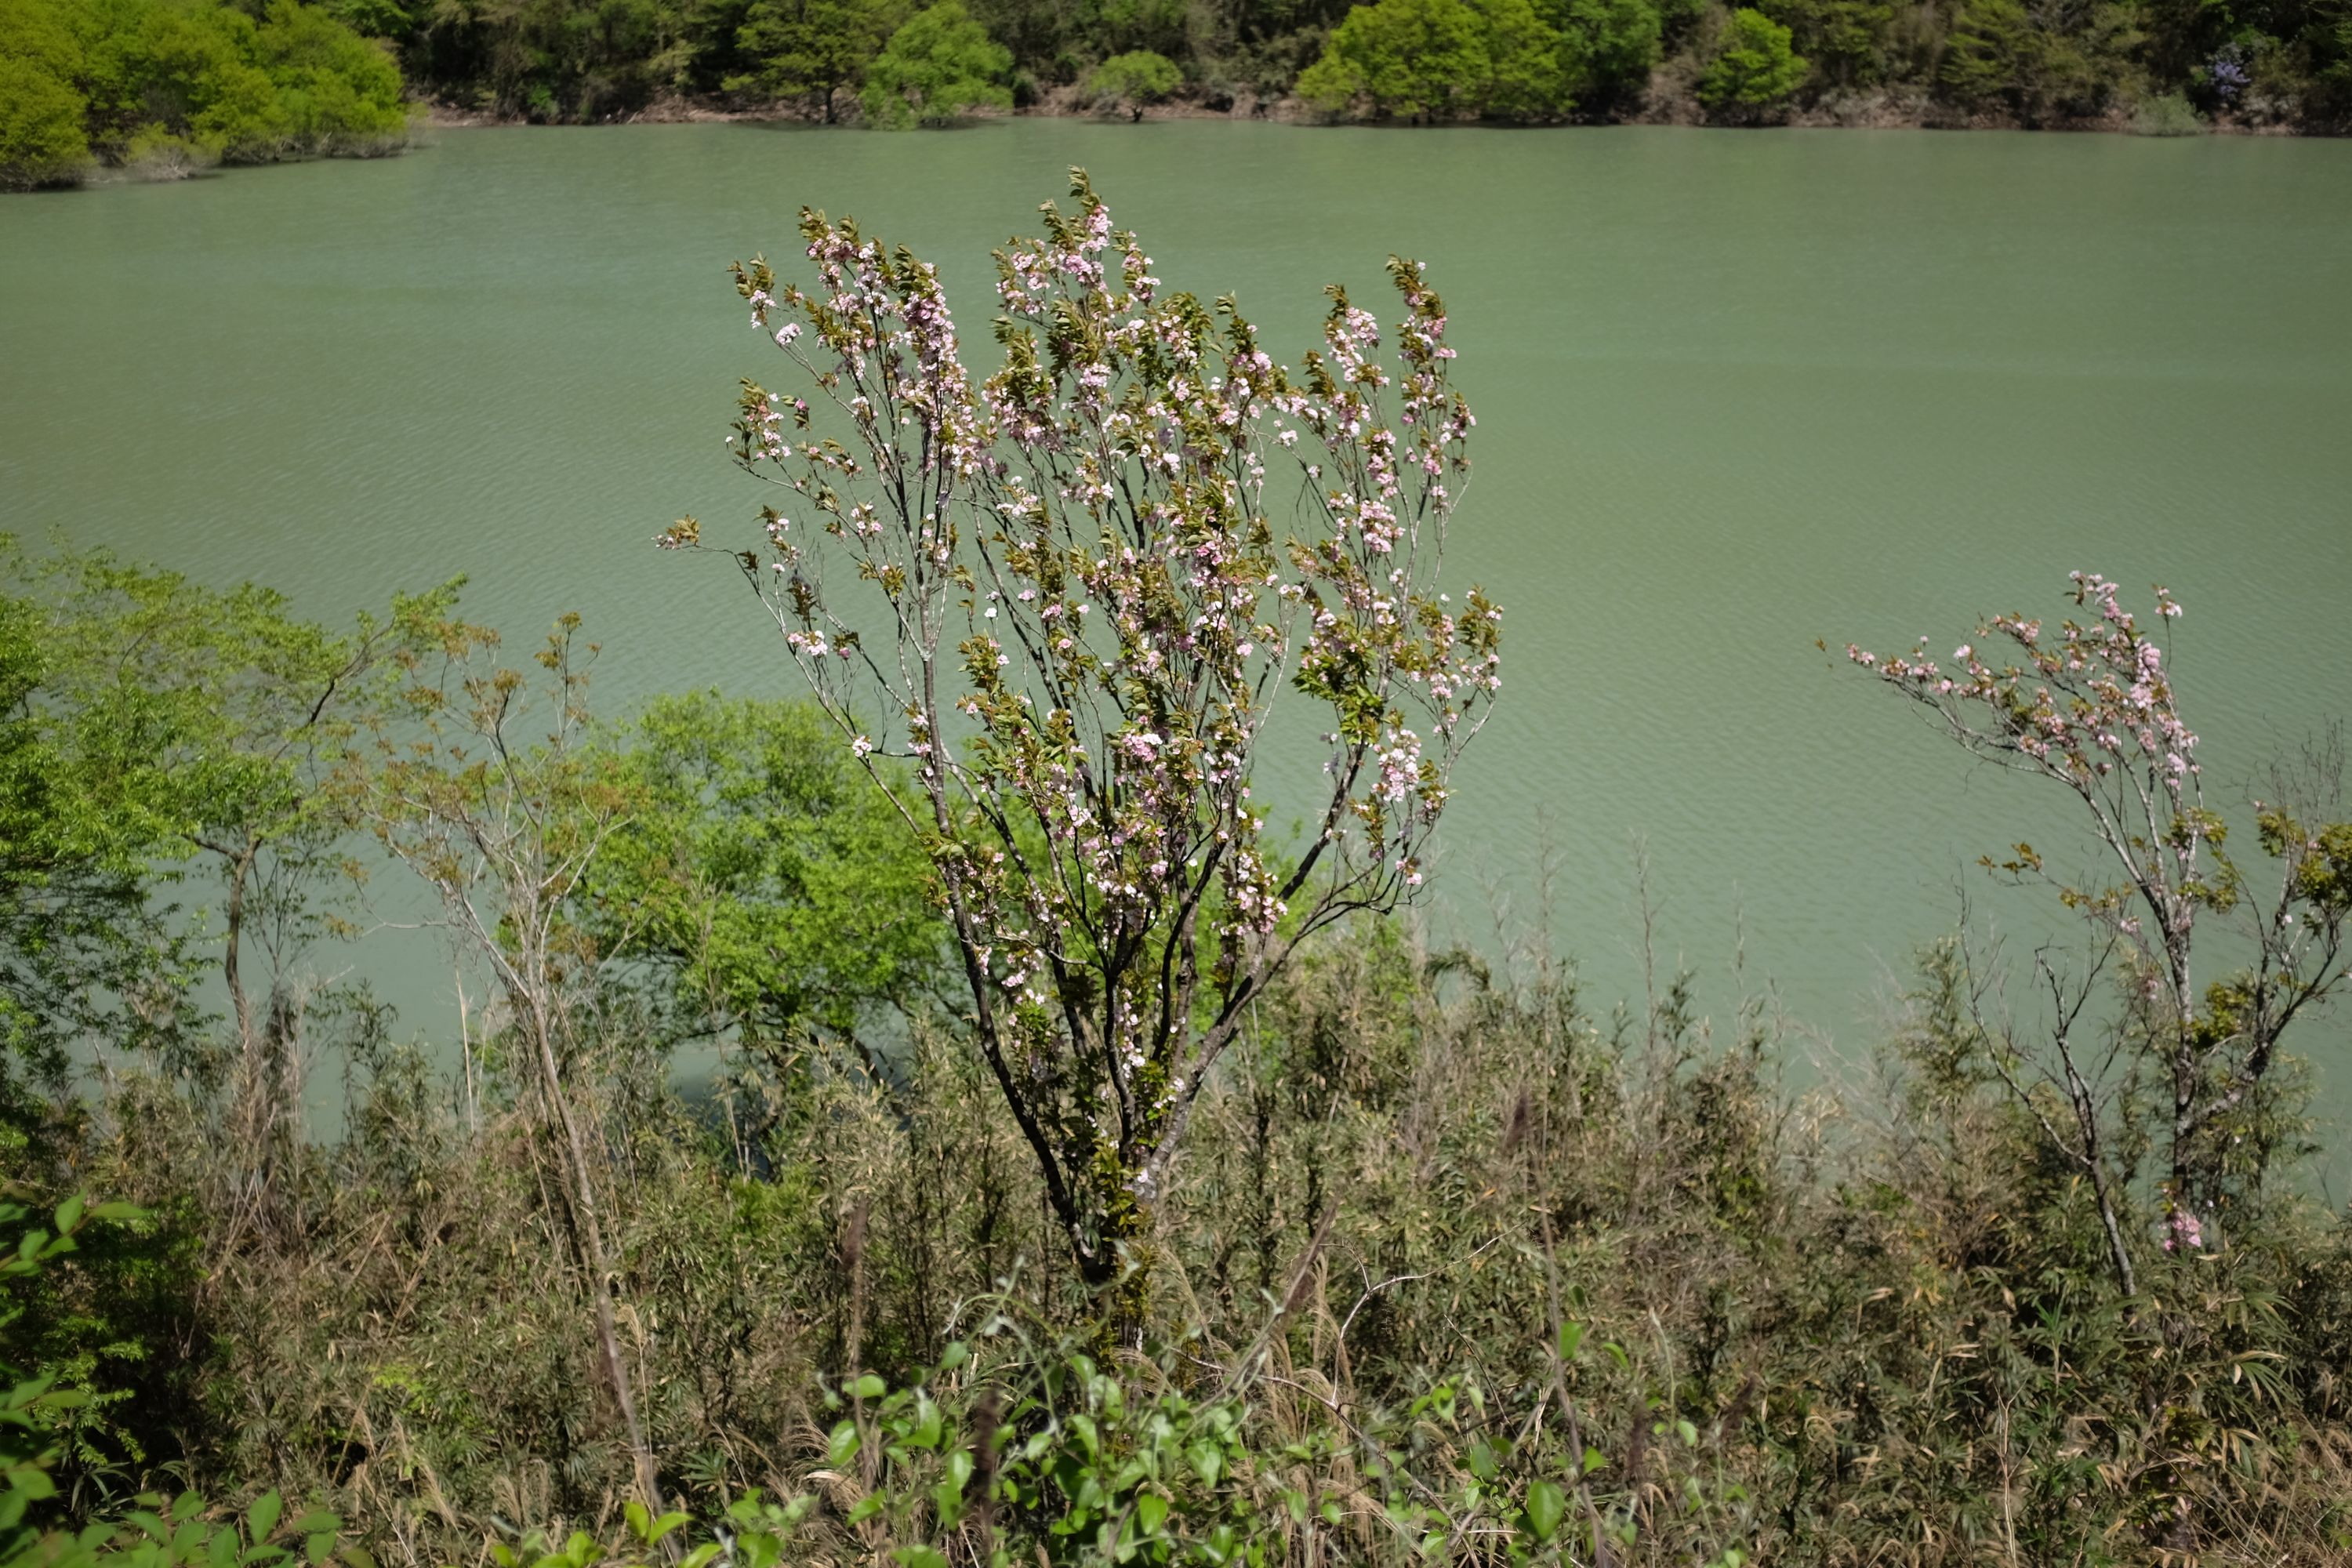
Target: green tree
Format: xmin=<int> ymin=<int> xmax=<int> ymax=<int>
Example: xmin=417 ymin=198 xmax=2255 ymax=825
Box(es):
xmin=1085 ymin=0 xmax=1189 ymax=58
xmin=1940 ymin=0 xmax=2042 ymax=108
xmin=363 ymin=612 xmax=669 ymax=1512
xmin=1541 ymin=0 xmax=1662 ymax=108
xmin=399 ymin=0 xmax=701 ymax=122
xmin=0 ymin=56 xmax=90 ymax=190
xmin=246 ymin=0 xmax=408 ymax=151
xmin=1475 ymin=0 xmax=1570 ymax=112
xmin=728 ymin=0 xmax=896 ymax=118
xmin=1937 ymin=0 xmax=2118 ymax=119
xmin=0 ymin=0 xmax=408 ymax=182
xmin=1297 ymin=0 xmax=1486 ymax=115
xmin=569 ymin=692 xmax=949 ymax=1068
xmin=859 ymin=0 xmax=1013 ymax=125
xmin=1698 ymin=5 xmax=1806 ymax=109
xmin=1759 ymin=0 xmax=1889 ymax=87
xmin=0 ymin=585 xmax=194 ymax=1142
xmin=0 ymin=542 xmax=456 ymax=1168
xmin=1083 ymin=45 xmax=1181 ymax=114
xmin=0 ymin=0 xmax=94 ymax=188
xmin=1298 ymin=0 xmax=1566 ymax=118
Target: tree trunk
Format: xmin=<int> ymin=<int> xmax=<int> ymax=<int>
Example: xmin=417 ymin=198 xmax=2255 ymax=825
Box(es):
xmin=528 ymin=1006 xmax=665 ymax=1513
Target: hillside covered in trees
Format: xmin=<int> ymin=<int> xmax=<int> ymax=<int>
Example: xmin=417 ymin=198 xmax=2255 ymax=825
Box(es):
xmin=2 ymin=0 xmax=2348 ymax=184
xmin=344 ymin=0 xmax=2352 ymax=127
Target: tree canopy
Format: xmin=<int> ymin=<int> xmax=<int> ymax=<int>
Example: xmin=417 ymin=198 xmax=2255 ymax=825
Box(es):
xmin=1297 ymin=0 xmax=1573 ymax=118
xmin=860 ymin=0 xmax=1014 ymax=125
xmin=1699 ymin=5 xmax=1809 ymax=107
xmin=1083 ymin=47 xmax=1182 ymax=115
xmin=0 ymin=0 xmax=407 ymax=189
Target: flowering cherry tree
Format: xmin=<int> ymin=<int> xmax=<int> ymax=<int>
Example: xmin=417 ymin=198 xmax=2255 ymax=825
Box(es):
xmin=664 ymin=171 xmax=1501 ymax=1290
xmin=1848 ymin=572 xmax=2352 ymax=1283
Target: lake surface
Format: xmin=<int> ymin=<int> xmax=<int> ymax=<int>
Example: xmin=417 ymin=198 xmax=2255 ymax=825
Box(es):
xmin=5 ymin=122 xmax=2350 ymax=1165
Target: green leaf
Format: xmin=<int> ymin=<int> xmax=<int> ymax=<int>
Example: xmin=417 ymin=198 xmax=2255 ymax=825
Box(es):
xmin=893 ymin=1549 xmax=948 ymax=1568
xmin=828 ymin=1419 xmax=861 ymax=1468
xmin=1135 ymin=1494 xmax=1168 ymax=1537
xmin=852 ymin=1374 xmax=887 ymax=1400
xmin=1556 ymin=1320 xmax=1584 ymax=1364
xmin=645 ymin=1512 xmax=688 ymax=1545
xmin=53 ymin=1194 xmax=85 ymax=1236
xmin=248 ymin=1493 xmax=283 ymax=1544
xmin=844 ymin=1494 xmax=884 ymax=1526
xmin=1521 ymin=1480 xmax=1565 ymax=1544
xmin=1186 ymin=1440 xmax=1223 ymax=1487
xmin=305 ymin=1532 xmax=335 ymax=1565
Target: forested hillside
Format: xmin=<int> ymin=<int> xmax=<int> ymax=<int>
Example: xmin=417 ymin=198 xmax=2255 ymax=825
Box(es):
xmin=3 ymin=0 xmax=2347 ymax=181
xmin=352 ymin=0 xmax=2352 ymax=126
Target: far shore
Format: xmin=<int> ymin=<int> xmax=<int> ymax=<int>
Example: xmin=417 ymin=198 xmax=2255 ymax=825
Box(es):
xmin=419 ymin=86 xmax=2318 ymax=138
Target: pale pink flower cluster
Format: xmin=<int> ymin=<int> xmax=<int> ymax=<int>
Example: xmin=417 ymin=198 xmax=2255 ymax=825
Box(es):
xmin=1849 ymin=574 xmax=2195 ymax=796
xmin=1847 ymin=572 xmax=2215 ymax=951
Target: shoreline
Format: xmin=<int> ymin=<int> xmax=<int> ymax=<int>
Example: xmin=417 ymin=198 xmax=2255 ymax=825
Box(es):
xmin=420 ymin=91 xmax=2321 ymax=138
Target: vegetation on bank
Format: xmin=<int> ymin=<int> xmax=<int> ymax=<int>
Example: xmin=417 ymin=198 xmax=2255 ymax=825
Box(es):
xmin=4 ymin=0 xmax=2347 ymax=193
xmin=6 ymin=173 xmax=2352 ymax=1565
xmin=0 ymin=0 xmax=409 ymax=191
xmin=310 ymin=0 xmax=2352 ymax=128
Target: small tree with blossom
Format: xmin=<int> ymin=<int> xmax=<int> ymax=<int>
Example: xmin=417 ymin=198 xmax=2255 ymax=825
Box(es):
xmin=662 ymin=171 xmax=1501 ymax=1296
xmin=1847 ymin=572 xmax=2352 ymax=1289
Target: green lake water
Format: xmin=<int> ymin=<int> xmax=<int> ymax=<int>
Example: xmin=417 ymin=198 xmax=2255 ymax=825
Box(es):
xmin=4 ymin=121 xmax=2350 ymax=1167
